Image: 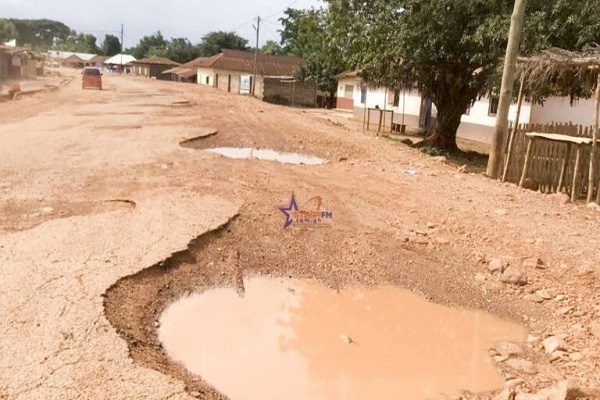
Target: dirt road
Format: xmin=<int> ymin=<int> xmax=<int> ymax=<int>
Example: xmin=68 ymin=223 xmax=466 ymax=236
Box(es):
xmin=1 ymin=71 xmax=599 ymax=399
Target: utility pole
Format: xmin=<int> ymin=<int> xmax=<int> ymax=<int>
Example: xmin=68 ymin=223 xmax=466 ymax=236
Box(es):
xmin=252 ymin=16 xmax=261 ymax=96
xmin=486 ymin=0 xmax=528 ymax=179
xmin=120 ymin=23 xmax=124 ymax=72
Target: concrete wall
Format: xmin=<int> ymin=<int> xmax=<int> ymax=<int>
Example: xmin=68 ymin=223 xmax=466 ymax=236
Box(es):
xmin=337 ymin=77 xmax=544 ymax=143
xmin=337 ymin=77 xmax=427 ymax=125
xmin=461 ymin=96 xmax=532 ymax=128
xmin=197 ymin=67 xmax=215 ymax=87
xmin=263 ymin=78 xmax=317 ymax=107
xmin=530 ymin=96 xmax=596 ymax=126
xmin=197 ymin=67 xmax=266 ymax=98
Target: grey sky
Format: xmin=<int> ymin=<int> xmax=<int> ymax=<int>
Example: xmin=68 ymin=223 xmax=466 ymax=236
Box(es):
xmin=0 ymin=0 xmax=323 ymax=48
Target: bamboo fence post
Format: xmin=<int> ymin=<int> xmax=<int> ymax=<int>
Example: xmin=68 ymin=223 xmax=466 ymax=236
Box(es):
xmin=557 ymin=143 xmax=571 ymax=193
xmin=362 ymin=94 xmax=367 ymax=131
xmin=587 ymin=74 xmax=600 ymax=203
xmin=519 ymin=137 xmax=534 ymax=187
xmin=503 ymin=74 xmax=526 ymax=182
xmin=572 ymin=145 xmax=583 ymax=203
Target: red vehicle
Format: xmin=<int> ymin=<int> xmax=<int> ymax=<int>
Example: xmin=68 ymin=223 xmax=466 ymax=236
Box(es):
xmin=82 ymin=67 xmax=103 ymax=90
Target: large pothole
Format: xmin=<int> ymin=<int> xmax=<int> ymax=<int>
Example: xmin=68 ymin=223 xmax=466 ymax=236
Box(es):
xmin=104 ymin=211 xmax=533 ymax=400
xmin=159 ymin=277 xmax=526 ymax=400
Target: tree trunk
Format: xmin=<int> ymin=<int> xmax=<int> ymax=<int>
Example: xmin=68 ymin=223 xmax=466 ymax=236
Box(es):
xmin=421 ymin=100 xmax=463 ymax=152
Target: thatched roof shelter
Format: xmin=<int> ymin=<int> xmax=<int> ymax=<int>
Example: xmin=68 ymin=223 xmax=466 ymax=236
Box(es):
xmin=512 ymin=47 xmax=600 ymax=203
xmin=516 ymin=47 xmax=600 ymax=103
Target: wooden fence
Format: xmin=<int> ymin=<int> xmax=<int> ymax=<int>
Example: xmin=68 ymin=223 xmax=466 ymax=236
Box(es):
xmin=503 ymin=122 xmax=600 ymax=199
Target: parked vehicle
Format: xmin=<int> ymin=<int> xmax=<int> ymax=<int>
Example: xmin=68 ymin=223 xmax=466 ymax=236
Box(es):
xmin=82 ymin=67 xmax=102 ymax=90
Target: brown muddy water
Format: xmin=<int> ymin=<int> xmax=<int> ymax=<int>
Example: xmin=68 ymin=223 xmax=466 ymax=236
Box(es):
xmin=158 ymin=278 xmax=527 ymax=400
xmin=205 ymin=147 xmax=325 ymax=165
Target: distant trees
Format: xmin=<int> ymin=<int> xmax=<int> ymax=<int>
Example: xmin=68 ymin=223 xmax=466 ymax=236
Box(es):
xmin=125 ymin=30 xmax=249 ymax=63
xmin=280 ymin=8 xmax=346 ymax=107
xmin=197 ymin=31 xmax=249 ymax=56
xmin=54 ymin=31 xmax=101 ymax=54
xmin=0 ymin=19 xmax=18 ymax=43
xmin=9 ymin=19 xmax=70 ymax=50
xmin=261 ymin=40 xmax=284 ymax=55
xmin=127 ymin=31 xmax=168 ymax=59
xmin=102 ymin=34 xmax=122 ymax=56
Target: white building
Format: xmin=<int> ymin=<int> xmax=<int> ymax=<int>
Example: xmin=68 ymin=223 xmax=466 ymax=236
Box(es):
xmin=336 ymin=71 xmax=595 ymax=143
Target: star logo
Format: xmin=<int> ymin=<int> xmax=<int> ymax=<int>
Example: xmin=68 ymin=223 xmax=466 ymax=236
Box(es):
xmin=279 ymin=194 xmax=299 ymax=229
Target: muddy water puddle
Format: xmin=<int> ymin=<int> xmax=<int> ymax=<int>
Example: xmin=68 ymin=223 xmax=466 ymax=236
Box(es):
xmin=159 ymin=278 xmax=527 ymax=400
xmin=206 ymin=147 xmax=325 ymax=165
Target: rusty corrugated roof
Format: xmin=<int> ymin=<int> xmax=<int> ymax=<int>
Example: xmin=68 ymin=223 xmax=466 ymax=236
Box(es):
xmin=195 ymin=50 xmax=304 ymax=77
xmin=131 ymin=56 xmax=181 ymax=66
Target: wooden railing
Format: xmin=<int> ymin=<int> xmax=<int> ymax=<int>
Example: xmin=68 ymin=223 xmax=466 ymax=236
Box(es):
xmin=503 ymin=122 xmax=600 ymax=199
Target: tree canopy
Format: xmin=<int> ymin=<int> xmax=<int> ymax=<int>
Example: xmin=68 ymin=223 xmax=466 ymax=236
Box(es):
xmin=197 ymin=31 xmax=248 ymax=57
xmin=0 ymin=19 xmax=18 ymax=43
xmin=280 ymin=8 xmax=347 ymax=106
xmin=102 ymin=34 xmax=122 ymax=56
xmin=261 ymin=40 xmax=284 ymax=55
xmin=54 ymin=30 xmax=101 ymax=54
xmin=9 ymin=19 xmax=71 ymax=50
xmin=326 ymin=0 xmax=600 ymax=151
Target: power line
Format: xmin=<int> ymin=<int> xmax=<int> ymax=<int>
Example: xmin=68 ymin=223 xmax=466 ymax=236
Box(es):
xmin=263 ymin=0 xmax=300 ymax=20
xmin=261 ymin=23 xmax=281 ymax=43
xmin=230 ymin=17 xmax=258 ymax=33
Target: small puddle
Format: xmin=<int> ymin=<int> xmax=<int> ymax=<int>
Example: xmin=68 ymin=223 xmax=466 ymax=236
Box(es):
xmin=205 ymin=147 xmax=325 ymax=165
xmin=159 ymin=278 xmax=527 ymax=400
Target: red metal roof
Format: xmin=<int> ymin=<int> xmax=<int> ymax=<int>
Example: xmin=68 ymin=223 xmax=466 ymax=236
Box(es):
xmin=131 ymin=56 xmax=181 ymax=66
xmin=195 ymin=49 xmax=304 ymax=77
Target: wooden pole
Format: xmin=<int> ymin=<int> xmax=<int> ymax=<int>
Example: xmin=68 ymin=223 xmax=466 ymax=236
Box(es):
xmin=572 ymin=145 xmax=582 ymax=203
xmin=502 ymin=74 xmax=526 ymax=182
xmin=487 ymin=0 xmax=528 ymax=178
xmin=557 ymin=143 xmax=572 ymax=193
xmin=591 ymin=74 xmax=600 ymax=203
xmin=519 ymin=137 xmax=534 ymax=187
xmin=363 ymin=90 xmax=367 ymax=130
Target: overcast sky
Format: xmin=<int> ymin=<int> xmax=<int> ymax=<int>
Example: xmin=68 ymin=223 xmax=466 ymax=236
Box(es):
xmin=0 ymin=0 xmax=323 ymax=48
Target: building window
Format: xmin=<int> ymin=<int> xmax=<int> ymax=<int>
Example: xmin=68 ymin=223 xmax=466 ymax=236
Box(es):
xmin=360 ymin=87 xmax=367 ymax=104
xmin=344 ymin=84 xmax=354 ymax=99
xmin=393 ymin=89 xmax=400 ymax=107
xmin=206 ymin=76 xmax=210 ymax=85
xmin=488 ymin=96 xmax=500 ymax=116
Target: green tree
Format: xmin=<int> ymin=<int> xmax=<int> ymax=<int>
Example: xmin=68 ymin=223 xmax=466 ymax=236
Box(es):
xmin=280 ymin=8 xmax=346 ymax=107
xmin=128 ymin=31 xmax=168 ymax=59
xmin=164 ymin=38 xmax=201 ymax=63
xmin=326 ymin=0 xmax=600 ymax=151
xmin=10 ymin=19 xmax=71 ymax=50
xmin=0 ymin=19 xmax=18 ymax=43
xmin=102 ymin=34 xmax=122 ymax=56
xmin=197 ymin=31 xmax=248 ymax=56
xmin=261 ymin=40 xmax=284 ymax=55
xmin=55 ymin=31 xmax=100 ymax=53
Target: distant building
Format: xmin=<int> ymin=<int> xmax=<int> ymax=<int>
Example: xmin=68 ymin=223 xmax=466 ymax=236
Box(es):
xmin=90 ymin=55 xmax=109 ymax=70
xmin=162 ymin=57 xmax=207 ymax=83
xmin=194 ymin=49 xmax=316 ymax=106
xmin=0 ymin=45 xmax=40 ymax=80
xmin=47 ymin=51 xmax=96 ymax=68
xmin=104 ymin=54 xmax=137 ymax=74
xmin=131 ymin=56 xmax=180 ymax=80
